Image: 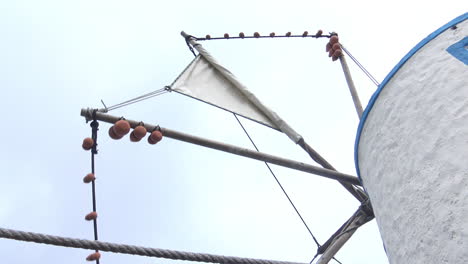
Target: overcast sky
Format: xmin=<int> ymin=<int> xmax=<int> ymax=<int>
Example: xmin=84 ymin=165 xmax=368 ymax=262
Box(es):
xmin=0 ymin=1 xmax=465 ymax=264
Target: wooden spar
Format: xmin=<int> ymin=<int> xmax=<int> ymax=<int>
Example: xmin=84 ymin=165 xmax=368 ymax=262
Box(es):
xmin=339 ymin=55 xmax=364 ymax=119
xmin=297 ymin=139 xmax=368 ymax=203
xmin=316 ymin=209 xmax=371 ymax=264
xmin=81 ymin=108 xmax=361 ymax=186
xmin=316 ymin=54 xmax=370 ymax=264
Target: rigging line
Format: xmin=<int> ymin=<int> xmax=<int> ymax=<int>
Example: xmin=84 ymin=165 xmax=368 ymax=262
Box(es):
xmin=90 ymin=116 xmax=100 ymax=264
xmin=106 ymin=91 xmax=168 ymax=111
xmin=112 ymin=89 xmax=167 ymax=107
xmin=184 ymin=34 xmax=197 ymax=57
xmin=105 ymin=88 xmax=169 ymax=112
xmin=195 ymin=34 xmax=331 ymax=41
xmin=341 ymin=46 xmax=379 ymax=86
xmin=343 ymin=47 xmax=379 ymax=86
xmin=106 ymin=88 xmax=168 ymax=111
xmin=340 ymin=46 xmax=380 ymax=86
xmin=332 ymin=257 xmax=343 ymax=264
xmin=310 ymin=254 xmax=319 ymax=264
xmin=232 ymin=114 xmax=321 ymax=248
xmin=309 ymin=255 xmax=343 ymax=264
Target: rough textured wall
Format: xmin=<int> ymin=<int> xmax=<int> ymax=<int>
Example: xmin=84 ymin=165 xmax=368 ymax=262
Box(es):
xmin=358 ymin=18 xmax=468 ymax=264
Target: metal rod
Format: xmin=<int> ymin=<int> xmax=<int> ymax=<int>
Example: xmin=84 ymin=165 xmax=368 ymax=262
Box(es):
xmin=339 ymin=55 xmax=364 ymax=119
xmin=81 ymin=108 xmax=361 ymax=186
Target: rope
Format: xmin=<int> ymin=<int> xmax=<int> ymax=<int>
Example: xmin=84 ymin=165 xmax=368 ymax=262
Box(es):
xmin=103 ymin=88 xmax=169 ymax=112
xmin=232 ymin=114 xmax=321 ymax=248
xmin=340 ymin=45 xmax=380 ymax=86
xmin=90 ymin=113 xmax=101 ymax=263
xmin=184 ymin=34 xmax=198 ymax=57
xmin=0 ymin=227 xmax=306 ymax=264
xmin=309 ymin=254 xmax=319 ymax=264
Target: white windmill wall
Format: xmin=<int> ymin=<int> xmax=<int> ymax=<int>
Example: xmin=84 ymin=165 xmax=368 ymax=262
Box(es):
xmin=355 ymin=14 xmax=468 ymax=264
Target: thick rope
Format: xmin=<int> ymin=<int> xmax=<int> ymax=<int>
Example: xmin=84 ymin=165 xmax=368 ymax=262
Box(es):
xmin=0 ymin=228 xmax=306 ymax=264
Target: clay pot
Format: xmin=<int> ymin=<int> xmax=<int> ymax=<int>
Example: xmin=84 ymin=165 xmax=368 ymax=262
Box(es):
xmin=113 ymin=120 xmax=130 ymax=137
xmin=83 ymin=173 xmax=95 ymax=183
xmin=85 ymin=211 xmax=97 ymax=221
xmin=86 ymin=252 xmax=101 ymax=261
xmin=148 ymin=131 xmax=163 ymax=145
xmin=82 ymin=138 xmax=94 ymax=150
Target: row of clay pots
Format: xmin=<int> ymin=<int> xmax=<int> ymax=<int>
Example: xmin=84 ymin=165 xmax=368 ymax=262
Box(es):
xmin=82 ymin=121 xmax=163 ymax=151
xmin=81 ymin=119 xmax=165 ymax=261
xmin=82 ymin=141 xmax=100 ymax=261
xmin=326 ymin=35 xmax=343 ymax=61
xmin=205 ymin=29 xmax=323 ymax=39
xmin=109 ymin=120 xmax=163 ymax=144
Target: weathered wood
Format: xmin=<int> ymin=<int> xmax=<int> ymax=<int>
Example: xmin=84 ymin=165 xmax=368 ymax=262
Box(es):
xmin=339 ymin=55 xmax=364 ymax=119
xmin=314 ymin=55 xmax=370 ymax=264
xmin=81 ymin=108 xmax=361 ymax=186
xmin=316 ymin=207 xmax=372 ymax=264
xmin=297 ymin=139 xmax=368 ymax=203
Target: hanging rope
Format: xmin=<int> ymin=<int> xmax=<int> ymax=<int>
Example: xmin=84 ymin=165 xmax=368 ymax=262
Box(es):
xmin=184 ymin=34 xmax=198 ymax=56
xmin=89 ymin=111 xmax=101 ymax=263
xmin=0 ymin=227 xmax=306 ymax=264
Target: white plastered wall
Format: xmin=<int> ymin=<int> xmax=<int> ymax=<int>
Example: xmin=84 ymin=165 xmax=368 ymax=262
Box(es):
xmin=358 ymin=19 xmax=468 ymax=263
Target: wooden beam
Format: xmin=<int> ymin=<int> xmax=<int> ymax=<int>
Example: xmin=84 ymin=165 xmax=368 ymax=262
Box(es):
xmin=339 ymin=54 xmax=364 ymax=119
xmin=81 ymin=108 xmax=362 ymax=186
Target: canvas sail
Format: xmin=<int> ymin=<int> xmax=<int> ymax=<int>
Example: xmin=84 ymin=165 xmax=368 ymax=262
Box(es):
xmin=171 ymin=43 xmax=302 ymax=143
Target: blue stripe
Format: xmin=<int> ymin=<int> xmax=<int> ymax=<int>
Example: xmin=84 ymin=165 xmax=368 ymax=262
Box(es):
xmin=447 ymin=36 xmax=468 ymax=65
xmin=354 ymin=12 xmax=468 ymax=182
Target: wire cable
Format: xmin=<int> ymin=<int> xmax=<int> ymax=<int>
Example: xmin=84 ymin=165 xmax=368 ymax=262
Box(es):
xmin=233 ymin=114 xmax=321 ymax=247
xmin=104 ymin=88 xmax=169 ymax=112
xmin=340 ymin=46 xmax=380 ymax=86
xmin=332 ymin=257 xmax=343 ymax=264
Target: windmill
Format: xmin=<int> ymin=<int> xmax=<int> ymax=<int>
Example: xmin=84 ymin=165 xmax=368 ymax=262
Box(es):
xmin=1 ymin=11 xmax=466 ymax=264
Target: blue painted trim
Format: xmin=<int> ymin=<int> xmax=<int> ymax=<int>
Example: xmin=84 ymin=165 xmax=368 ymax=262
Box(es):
xmin=447 ymin=36 xmax=468 ymax=65
xmin=354 ymin=12 xmax=468 ymax=182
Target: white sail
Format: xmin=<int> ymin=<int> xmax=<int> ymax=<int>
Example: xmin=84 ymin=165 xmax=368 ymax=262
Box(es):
xmin=171 ymin=55 xmax=279 ymax=129
xmin=171 ymin=40 xmax=302 ymax=144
